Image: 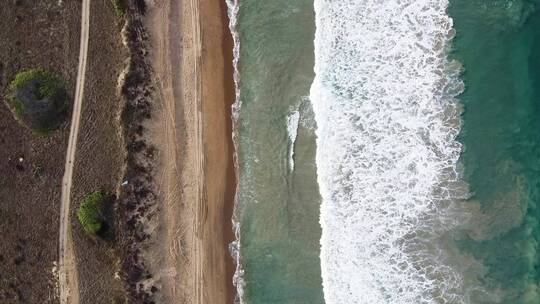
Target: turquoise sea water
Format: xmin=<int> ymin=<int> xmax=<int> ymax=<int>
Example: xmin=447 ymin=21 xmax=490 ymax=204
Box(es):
xmin=231 ymin=0 xmax=324 ymax=303
xmin=230 ymin=0 xmax=540 ymax=302
xmin=450 ymin=0 xmax=540 ymax=302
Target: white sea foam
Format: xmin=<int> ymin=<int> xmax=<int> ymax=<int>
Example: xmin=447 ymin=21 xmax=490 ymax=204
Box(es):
xmin=311 ymin=1 xmax=470 ymax=303
xmin=287 ymin=110 xmax=301 ymax=171
xmin=225 ymin=0 xmax=245 ymax=303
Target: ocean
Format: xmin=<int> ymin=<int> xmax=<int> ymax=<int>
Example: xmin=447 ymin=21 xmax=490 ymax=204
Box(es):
xmin=450 ymin=0 xmax=540 ymax=302
xmin=227 ymin=0 xmax=540 ymax=303
xmin=227 ymin=0 xmax=324 ymax=303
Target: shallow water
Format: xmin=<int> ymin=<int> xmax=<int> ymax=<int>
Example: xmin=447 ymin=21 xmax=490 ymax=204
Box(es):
xmin=230 ymin=0 xmax=324 ymax=303
xmin=450 ymin=1 xmax=540 ymax=302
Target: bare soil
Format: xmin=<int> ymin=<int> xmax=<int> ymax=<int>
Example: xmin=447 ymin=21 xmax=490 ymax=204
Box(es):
xmin=68 ymin=0 xmax=127 ymax=303
xmin=0 ymin=1 xmax=80 ymax=303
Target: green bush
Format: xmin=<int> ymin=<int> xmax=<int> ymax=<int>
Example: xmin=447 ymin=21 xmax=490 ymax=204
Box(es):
xmin=77 ymin=191 xmax=105 ymax=234
xmin=111 ymin=0 xmax=126 ymax=18
xmin=5 ymin=68 xmax=67 ymax=134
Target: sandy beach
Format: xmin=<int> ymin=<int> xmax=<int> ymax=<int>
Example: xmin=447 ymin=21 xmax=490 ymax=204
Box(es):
xmin=146 ymin=0 xmax=235 ymax=303
xmin=198 ymin=0 xmax=236 ymax=301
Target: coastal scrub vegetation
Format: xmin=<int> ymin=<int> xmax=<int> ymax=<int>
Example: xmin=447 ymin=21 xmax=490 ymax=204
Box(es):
xmin=112 ymin=0 xmax=126 ymax=18
xmin=77 ymin=191 xmax=105 ymax=234
xmin=5 ymin=68 xmax=67 ymax=134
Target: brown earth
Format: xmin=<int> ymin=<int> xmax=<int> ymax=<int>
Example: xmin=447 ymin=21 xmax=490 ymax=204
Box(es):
xmin=68 ymin=0 xmax=127 ymax=303
xmin=0 ymin=1 xmax=80 ymax=303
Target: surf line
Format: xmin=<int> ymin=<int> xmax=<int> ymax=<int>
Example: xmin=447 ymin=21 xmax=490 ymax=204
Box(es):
xmin=311 ymin=1 xmax=469 ymax=303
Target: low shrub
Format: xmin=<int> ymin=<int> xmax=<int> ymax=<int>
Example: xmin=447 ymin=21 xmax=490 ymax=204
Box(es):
xmin=77 ymin=191 xmax=105 ymax=234
xmin=112 ymin=0 xmax=126 ymax=18
xmin=5 ymin=68 xmax=67 ymax=134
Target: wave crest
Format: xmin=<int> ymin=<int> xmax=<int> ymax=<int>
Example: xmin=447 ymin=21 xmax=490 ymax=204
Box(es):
xmin=310 ymin=1 xmax=474 ymax=303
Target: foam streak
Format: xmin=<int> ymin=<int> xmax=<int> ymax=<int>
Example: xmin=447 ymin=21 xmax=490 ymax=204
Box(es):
xmin=225 ymin=0 xmax=245 ymax=303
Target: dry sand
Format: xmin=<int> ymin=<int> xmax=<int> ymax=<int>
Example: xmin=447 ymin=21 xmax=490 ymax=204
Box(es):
xmin=145 ymin=0 xmax=235 ymax=303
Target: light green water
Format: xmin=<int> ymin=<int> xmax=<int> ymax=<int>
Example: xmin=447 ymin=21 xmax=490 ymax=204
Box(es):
xmin=450 ymin=0 xmax=540 ymax=302
xmin=234 ymin=0 xmax=324 ymax=303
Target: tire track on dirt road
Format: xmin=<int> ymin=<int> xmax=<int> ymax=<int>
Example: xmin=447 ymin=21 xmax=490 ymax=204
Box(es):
xmin=58 ymin=0 xmax=90 ymax=303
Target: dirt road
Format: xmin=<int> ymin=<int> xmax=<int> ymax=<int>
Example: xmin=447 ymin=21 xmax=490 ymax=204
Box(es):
xmin=58 ymin=0 xmax=90 ymax=303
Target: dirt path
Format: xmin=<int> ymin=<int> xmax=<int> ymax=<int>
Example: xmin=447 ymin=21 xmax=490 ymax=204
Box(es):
xmin=58 ymin=0 xmax=90 ymax=303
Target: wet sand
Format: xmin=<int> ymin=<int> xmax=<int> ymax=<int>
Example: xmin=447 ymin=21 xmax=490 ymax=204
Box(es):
xmin=199 ymin=0 xmax=236 ymax=301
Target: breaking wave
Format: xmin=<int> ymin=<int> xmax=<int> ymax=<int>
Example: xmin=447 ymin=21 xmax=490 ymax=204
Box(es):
xmin=287 ymin=109 xmax=300 ymax=171
xmin=225 ymin=0 xmax=245 ymax=302
xmin=310 ymin=0 xmax=476 ymax=303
